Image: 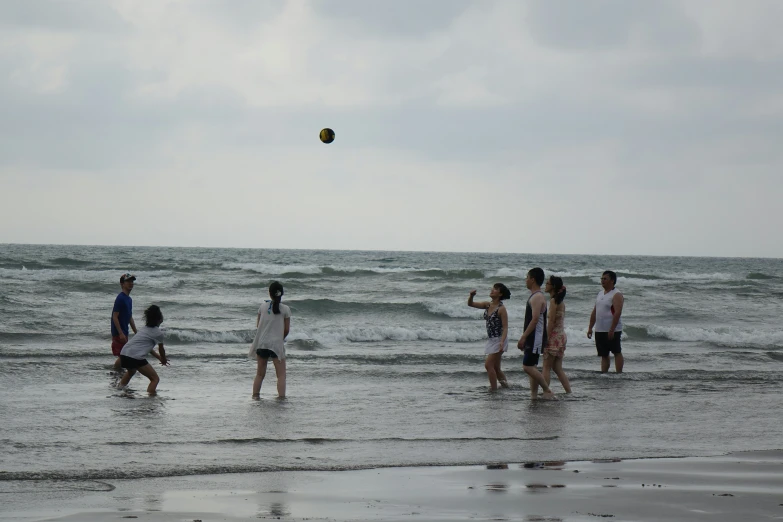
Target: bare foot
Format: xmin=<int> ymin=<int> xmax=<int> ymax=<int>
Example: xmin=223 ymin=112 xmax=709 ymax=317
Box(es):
xmin=251 ymin=395 xmax=260 ymax=400
xmin=499 ymin=380 xmax=509 ymax=388
xmin=541 ymin=391 xmax=558 ymax=400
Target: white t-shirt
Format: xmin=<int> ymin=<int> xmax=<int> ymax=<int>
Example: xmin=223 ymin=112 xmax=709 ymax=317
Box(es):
xmin=121 ymin=326 xmax=165 ymax=359
xmin=249 ymin=301 xmax=291 ymax=360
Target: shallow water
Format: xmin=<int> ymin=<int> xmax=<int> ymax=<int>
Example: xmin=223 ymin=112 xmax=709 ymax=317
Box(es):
xmin=1 ymin=245 xmax=782 ymax=481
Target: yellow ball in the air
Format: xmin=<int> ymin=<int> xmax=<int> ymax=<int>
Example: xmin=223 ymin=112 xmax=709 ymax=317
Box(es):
xmin=320 ymin=128 xmax=335 ymax=144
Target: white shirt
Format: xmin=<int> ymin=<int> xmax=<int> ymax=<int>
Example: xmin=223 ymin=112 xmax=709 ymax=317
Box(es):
xmin=249 ymin=302 xmax=291 ymax=360
xmin=595 ymin=288 xmax=623 ymax=332
xmin=121 ymin=326 xmax=164 ymax=359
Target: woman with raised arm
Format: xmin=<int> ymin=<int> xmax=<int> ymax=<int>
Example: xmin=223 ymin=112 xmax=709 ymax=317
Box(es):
xmin=468 ymin=283 xmax=511 ymax=391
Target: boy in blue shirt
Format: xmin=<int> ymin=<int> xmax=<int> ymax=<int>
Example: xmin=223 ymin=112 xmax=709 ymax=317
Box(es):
xmin=111 ymin=273 xmax=137 ymax=371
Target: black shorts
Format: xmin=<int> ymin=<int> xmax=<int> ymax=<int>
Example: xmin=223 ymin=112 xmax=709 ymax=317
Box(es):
xmin=120 ymin=355 xmax=149 ymax=369
xmin=522 ymin=349 xmax=540 ymax=367
xmin=256 ymin=349 xmax=278 ymax=359
xmin=595 ymin=332 xmax=622 ymax=357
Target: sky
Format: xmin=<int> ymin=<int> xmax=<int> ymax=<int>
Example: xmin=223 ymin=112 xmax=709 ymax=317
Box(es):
xmin=1 ymin=0 xmax=781 ymax=257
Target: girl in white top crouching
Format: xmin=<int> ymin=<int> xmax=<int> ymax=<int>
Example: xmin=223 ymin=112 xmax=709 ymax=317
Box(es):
xmin=118 ymin=305 xmax=168 ymax=395
xmin=249 ymin=281 xmax=291 ymax=399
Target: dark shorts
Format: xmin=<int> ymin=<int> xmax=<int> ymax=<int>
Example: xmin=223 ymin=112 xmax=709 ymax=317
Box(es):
xmin=595 ymin=332 xmax=622 ymax=357
xmin=522 ymin=349 xmax=540 ymax=367
xmin=111 ymin=335 xmax=128 ymax=356
xmin=120 ymin=355 xmax=149 ymax=370
xmin=256 ymin=348 xmax=278 ymax=359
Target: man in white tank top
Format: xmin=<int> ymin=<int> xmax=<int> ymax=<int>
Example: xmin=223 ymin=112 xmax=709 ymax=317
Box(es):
xmin=587 ymin=270 xmax=624 ymax=373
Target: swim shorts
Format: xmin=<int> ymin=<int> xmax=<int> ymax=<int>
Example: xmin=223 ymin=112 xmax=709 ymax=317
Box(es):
xmin=120 ymin=355 xmax=149 ymax=369
xmin=256 ymin=348 xmax=278 ymax=359
xmin=595 ymin=331 xmax=622 ymax=357
xmin=111 ymin=335 xmax=128 ymax=356
xmin=522 ymin=348 xmax=540 ymax=367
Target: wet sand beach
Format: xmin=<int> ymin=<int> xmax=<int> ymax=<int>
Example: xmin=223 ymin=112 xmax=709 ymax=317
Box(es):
xmin=2 ymin=450 xmax=782 ymax=522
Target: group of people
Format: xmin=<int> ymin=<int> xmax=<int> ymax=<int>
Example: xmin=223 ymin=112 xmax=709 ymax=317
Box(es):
xmin=469 ymin=268 xmax=625 ymax=399
xmin=109 ymin=273 xmax=290 ymax=398
xmin=108 ymin=268 xmax=624 ymax=400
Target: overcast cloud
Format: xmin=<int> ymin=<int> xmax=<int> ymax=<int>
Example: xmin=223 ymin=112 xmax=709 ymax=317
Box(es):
xmin=1 ymin=0 xmax=781 ymax=257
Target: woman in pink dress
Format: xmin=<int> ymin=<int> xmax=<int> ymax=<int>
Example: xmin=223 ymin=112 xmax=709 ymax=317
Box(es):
xmin=543 ymin=276 xmax=571 ymax=394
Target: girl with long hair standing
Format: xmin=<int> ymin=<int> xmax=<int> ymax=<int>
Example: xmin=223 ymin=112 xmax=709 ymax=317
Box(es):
xmin=249 ymin=281 xmax=291 ymax=399
xmin=543 ymin=276 xmax=571 ymax=394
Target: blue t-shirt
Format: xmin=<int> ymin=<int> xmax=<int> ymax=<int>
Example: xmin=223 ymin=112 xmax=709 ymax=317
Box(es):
xmin=111 ymin=292 xmax=133 ymax=336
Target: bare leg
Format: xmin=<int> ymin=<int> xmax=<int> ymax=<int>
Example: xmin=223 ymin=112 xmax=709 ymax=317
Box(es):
xmin=614 ymin=353 xmax=624 ymax=373
xmin=553 ymin=357 xmax=571 ymax=393
xmin=113 ymin=357 xmax=122 ymax=371
xmin=118 ymin=368 xmax=136 ymax=387
xmin=484 ymin=354 xmax=499 ymax=391
xmin=493 ymin=354 xmax=508 ymax=388
xmin=524 ymin=365 xmax=555 ymax=400
xmin=252 ymin=357 xmax=268 ymax=398
xmin=136 ymin=364 xmax=160 ymax=395
xmin=542 ymin=356 xmax=553 ymax=387
xmin=601 ymin=356 xmax=610 ymax=373
xmin=272 ymin=358 xmax=286 ymax=398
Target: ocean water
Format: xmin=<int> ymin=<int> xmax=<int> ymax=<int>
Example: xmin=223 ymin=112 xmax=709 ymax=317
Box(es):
xmin=1 ymin=244 xmax=782 ymax=483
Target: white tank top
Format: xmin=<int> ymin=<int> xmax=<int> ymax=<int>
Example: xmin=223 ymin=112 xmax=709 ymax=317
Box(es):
xmin=595 ymin=288 xmax=622 ymax=332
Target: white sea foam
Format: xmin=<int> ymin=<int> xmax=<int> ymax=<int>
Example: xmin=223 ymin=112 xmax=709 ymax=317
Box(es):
xmin=544 ymin=268 xmax=629 ymax=278
xmin=293 ymin=326 xmax=486 ymax=345
xmin=486 ymin=267 xmax=612 ymax=279
xmin=669 ymin=272 xmax=735 ymax=281
xmin=222 ymin=263 xmax=323 ymax=275
xmin=328 ymin=265 xmax=433 ymax=274
xmin=165 ymin=324 xmax=491 ymax=345
xmin=0 ymin=267 xmax=177 ymax=287
xmin=615 ymin=277 xmax=665 ymax=287
xmin=535 ymin=270 xmax=740 ymax=289
xmin=424 ymin=301 xmax=483 ymax=319
xmin=487 ymin=268 xmax=523 ymax=279
xmin=284 ymin=331 xmax=314 ymax=342
xmin=619 ymin=272 xmax=735 ymax=286
xmin=166 ymin=328 xmax=252 ymax=343
xmin=541 ymin=268 xmax=736 ymax=283
xmin=561 ymin=326 xmax=604 ymax=346
xmin=644 ymin=324 xmax=783 ymax=348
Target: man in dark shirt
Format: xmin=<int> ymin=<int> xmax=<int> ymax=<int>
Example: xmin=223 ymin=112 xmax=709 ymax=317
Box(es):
xmin=111 ymin=273 xmax=137 ymax=371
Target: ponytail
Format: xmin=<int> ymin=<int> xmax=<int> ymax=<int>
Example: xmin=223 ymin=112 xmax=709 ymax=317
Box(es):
xmin=549 ymin=276 xmax=566 ymax=305
xmin=268 ymin=281 xmax=284 ymax=315
xmin=555 ymin=286 xmax=567 ymax=305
